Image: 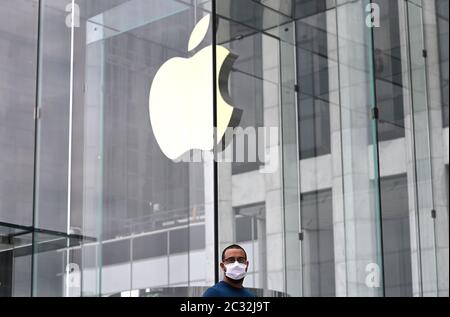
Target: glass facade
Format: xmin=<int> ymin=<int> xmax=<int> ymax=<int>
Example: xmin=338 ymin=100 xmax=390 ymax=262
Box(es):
xmin=0 ymin=0 xmax=448 ymax=297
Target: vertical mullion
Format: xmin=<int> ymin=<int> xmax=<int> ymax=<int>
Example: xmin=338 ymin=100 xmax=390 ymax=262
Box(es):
xmin=31 ymin=0 xmax=43 ymax=297
xmin=368 ymin=0 xmax=386 ymax=297
xmin=212 ymin=0 xmax=219 ymax=284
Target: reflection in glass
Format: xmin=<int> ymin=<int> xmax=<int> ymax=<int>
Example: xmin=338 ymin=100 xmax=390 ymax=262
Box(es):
xmin=296 ymin=3 xmax=332 ymax=159
xmin=0 ymin=0 xmax=37 ymax=227
xmin=380 ymin=175 xmax=412 ymax=297
xmin=0 ymin=0 xmax=448 ymax=298
xmin=301 ymin=189 xmax=335 ymax=297
xmin=373 ymin=0 xmax=405 ymax=141
xmin=436 ymin=0 xmax=449 ymax=127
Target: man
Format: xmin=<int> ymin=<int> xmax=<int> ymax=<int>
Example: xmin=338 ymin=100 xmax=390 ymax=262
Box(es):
xmin=203 ymin=244 xmax=256 ymax=297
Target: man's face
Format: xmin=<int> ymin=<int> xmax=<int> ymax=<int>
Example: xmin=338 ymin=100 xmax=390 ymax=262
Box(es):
xmin=220 ymin=248 xmax=249 ymax=273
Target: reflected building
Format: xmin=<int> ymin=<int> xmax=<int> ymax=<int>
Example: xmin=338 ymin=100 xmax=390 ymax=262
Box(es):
xmin=0 ymin=0 xmax=448 ymax=297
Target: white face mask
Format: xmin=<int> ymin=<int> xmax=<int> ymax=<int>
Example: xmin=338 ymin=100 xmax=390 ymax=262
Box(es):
xmin=224 ymin=261 xmax=247 ymax=280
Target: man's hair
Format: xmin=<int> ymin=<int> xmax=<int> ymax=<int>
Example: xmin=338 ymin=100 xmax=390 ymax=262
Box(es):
xmin=221 ymin=244 xmax=247 ymax=261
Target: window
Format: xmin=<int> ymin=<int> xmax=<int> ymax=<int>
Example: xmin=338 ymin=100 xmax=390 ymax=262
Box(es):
xmin=436 ymin=0 xmax=449 ymax=127
xmin=373 ymin=0 xmax=405 ymax=141
xmin=380 ymin=174 xmax=412 ymax=296
xmin=235 ymin=215 xmax=258 ymax=243
xmin=102 ymin=239 xmax=131 ymax=266
xmin=133 ymin=232 xmax=168 ymax=260
xmin=169 ymin=228 xmax=189 ymax=254
xmin=300 ymin=189 xmax=335 ymax=297
xmin=234 ymin=204 xmax=264 ymax=242
xmin=296 ymin=6 xmax=332 ymax=159
xmin=230 ymin=32 xmax=264 ymax=175
xmin=189 ymin=225 xmax=206 ymax=251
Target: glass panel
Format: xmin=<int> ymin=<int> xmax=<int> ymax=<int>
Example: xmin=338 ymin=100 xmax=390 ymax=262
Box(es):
xmin=32 ymin=231 xmax=86 ymax=297
xmin=0 ymin=0 xmax=37 ymax=227
xmin=34 ymin=0 xmax=73 ymax=232
xmin=373 ymin=0 xmax=405 ymax=141
xmin=293 ymin=0 xmax=336 ymax=20
xmin=295 ymin=0 xmax=383 ymax=296
xmin=296 ymin=3 xmax=333 ymax=159
xmin=370 ymin=0 xmax=446 ymax=297
xmin=0 ymin=0 xmax=38 ymax=297
xmin=1 ymin=0 xmax=446 ymax=298
xmin=292 ymin=0 xmax=338 ymax=297
xmin=215 ymin=0 xmax=292 ymax=34
xmin=380 ymin=175 xmax=412 ymax=297
xmin=406 ymin=1 xmax=438 ymax=296
xmin=217 ymin=0 xmax=384 ymax=297
xmin=0 ymin=224 xmax=33 ymax=297
xmin=335 ymin=0 xmax=384 ymax=296
xmin=32 ymin=0 xmax=216 ymax=297
xmin=279 ymin=22 xmax=302 ymax=297
xmin=253 ymin=0 xmax=295 ymax=18
xmin=436 ymin=0 xmax=449 ymax=127
xmin=300 ymin=189 xmax=335 ymax=297
xmin=372 ymin=0 xmax=415 ymax=297
xmin=216 ymin=0 xmax=298 ymax=297
xmin=86 ymin=0 xmax=190 ymax=44
xmin=422 ymin=0 xmax=449 ymax=297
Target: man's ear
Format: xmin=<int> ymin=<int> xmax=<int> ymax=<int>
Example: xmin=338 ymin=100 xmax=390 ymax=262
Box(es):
xmin=220 ymin=262 xmax=225 ymax=271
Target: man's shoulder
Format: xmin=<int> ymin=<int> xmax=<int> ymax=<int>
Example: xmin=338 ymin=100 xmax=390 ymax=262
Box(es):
xmin=203 ymin=282 xmax=257 ymax=298
xmin=241 ymin=288 xmax=257 ymax=297
xmin=202 ymin=282 xmax=227 ymax=297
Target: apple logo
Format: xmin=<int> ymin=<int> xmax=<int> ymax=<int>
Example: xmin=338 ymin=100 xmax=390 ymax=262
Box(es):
xmin=149 ymin=14 xmax=242 ymax=160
